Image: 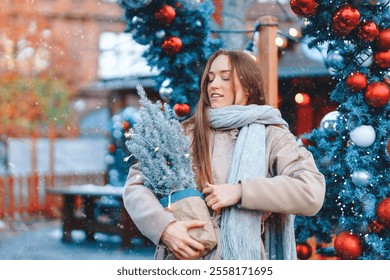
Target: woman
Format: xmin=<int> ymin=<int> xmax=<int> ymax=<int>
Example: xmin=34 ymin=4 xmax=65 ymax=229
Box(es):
xmin=123 ymin=49 xmax=326 ymax=260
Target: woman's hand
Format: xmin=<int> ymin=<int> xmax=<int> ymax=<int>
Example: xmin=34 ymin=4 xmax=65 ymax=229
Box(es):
xmin=202 ymin=182 xmax=242 ymax=212
xmin=161 ymin=220 xmax=206 ymax=260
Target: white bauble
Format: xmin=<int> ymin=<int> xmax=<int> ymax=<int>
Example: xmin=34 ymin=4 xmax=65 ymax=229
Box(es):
xmin=105 ymin=155 xmax=115 ymax=165
xmin=326 ymin=50 xmax=345 ymax=74
xmin=320 ymin=111 xmax=340 ymax=131
xmin=351 ymin=170 xmax=372 ymax=187
xmin=350 ymin=125 xmax=376 ymax=147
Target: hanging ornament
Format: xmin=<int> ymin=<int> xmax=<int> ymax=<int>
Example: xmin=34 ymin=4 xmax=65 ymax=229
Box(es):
xmin=121 ymin=0 xmax=153 ymax=9
xmin=108 ymin=144 xmax=116 ymax=153
xmin=384 ymin=71 xmax=390 ymax=86
xmin=159 ymin=84 xmax=173 ymax=101
xmin=351 ymin=170 xmax=372 ymax=187
xmin=122 ymin=121 xmax=130 ymax=131
xmin=350 ymin=125 xmax=376 ymax=147
xmin=296 ymin=242 xmax=313 ymax=260
xmin=155 ymin=4 xmax=176 ymax=25
xmin=331 ymin=5 xmax=361 ymax=37
xmin=354 ymin=48 xmax=373 ymax=67
xmin=334 ymin=231 xmax=362 ymax=260
xmin=289 ymin=0 xmax=318 ymax=17
xmin=133 ymin=34 xmax=150 ymax=45
xmin=105 ymin=154 xmax=115 ymax=165
xmin=113 ymin=129 xmax=123 ymax=139
xmin=173 ymin=103 xmax=191 ymax=118
xmin=131 ymin=16 xmax=144 ymax=27
xmin=387 ymin=139 xmax=390 ymax=157
xmin=373 ymin=50 xmax=390 ymax=68
xmin=376 ymin=28 xmax=390 ymax=51
xmin=320 ymin=111 xmax=339 ymax=131
xmin=357 ymin=21 xmax=379 ymax=42
xmin=367 ymin=0 xmax=389 ymax=5
xmin=346 ymin=72 xmax=367 ymax=92
xmin=377 ymin=198 xmax=390 ymax=228
xmin=156 ymin=30 xmax=166 ymax=39
xmin=365 ymin=81 xmax=390 ymax=108
xmin=162 ymin=36 xmax=182 ymax=55
xmin=326 ymin=50 xmax=345 ymax=73
xmin=368 ymin=220 xmax=385 ymax=233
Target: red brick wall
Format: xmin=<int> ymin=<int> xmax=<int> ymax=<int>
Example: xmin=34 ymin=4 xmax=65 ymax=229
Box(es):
xmin=2 ymin=0 xmax=125 ymax=89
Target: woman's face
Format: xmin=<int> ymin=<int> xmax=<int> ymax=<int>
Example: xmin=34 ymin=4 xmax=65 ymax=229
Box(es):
xmin=206 ymin=54 xmax=249 ymax=109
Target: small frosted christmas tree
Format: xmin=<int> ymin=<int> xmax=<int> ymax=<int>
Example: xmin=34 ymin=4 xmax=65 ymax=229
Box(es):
xmin=125 ymin=84 xmax=217 ymax=253
xmin=125 ymin=84 xmax=197 ymax=198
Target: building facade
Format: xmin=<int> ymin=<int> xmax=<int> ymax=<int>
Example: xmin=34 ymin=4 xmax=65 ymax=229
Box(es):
xmin=1 ymin=0 xmax=335 ymax=138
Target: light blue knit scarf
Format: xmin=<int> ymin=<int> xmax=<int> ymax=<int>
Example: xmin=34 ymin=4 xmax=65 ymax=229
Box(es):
xmin=209 ymin=104 xmax=297 ymax=260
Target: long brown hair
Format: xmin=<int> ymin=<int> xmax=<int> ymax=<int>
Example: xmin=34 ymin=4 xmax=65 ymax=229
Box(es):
xmin=183 ymin=49 xmax=267 ymax=189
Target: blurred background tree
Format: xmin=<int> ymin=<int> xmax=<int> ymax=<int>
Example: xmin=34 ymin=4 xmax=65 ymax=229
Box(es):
xmin=0 ymin=1 xmax=74 ymax=139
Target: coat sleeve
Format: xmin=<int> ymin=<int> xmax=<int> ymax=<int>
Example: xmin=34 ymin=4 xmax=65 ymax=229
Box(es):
xmin=240 ymin=127 xmax=326 ymax=216
xmin=122 ymin=163 xmax=177 ymax=245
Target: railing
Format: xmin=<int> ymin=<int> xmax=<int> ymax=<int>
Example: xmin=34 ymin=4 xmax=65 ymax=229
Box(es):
xmin=0 ymin=172 xmax=106 ymax=221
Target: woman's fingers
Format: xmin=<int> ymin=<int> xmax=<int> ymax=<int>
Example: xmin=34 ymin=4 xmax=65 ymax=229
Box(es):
xmin=184 ymin=219 xmax=207 ymax=229
xmin=202 ymin=182 xmax=214 ymax=195
xmin=162 ymin=220 xmax=207 ymax=259
xmin=206 ymin=197 xmax=218 ymax=208
xmin=183 ymin=220 xmax=206 ymax=251
xmin=204 ymin=183 xmax=242 ymax=210
xmin=178 ymin=244 xmax=202 ymax=259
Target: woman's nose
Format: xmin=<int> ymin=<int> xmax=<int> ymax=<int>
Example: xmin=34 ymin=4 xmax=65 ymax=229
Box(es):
xmin=210 ymin=77 xmax=220 ymax=89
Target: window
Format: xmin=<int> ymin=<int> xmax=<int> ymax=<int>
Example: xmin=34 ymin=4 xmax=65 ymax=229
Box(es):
xmin=98 ymin=32 xmax=158 ymax=79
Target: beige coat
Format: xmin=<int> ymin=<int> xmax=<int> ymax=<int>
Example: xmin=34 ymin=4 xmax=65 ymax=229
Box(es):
xmin=122 ymin=125 xmax=326 ymax=259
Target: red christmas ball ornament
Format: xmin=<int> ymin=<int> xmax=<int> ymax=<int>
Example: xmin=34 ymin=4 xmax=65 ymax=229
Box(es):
xmin=368 ymin=220 xmax=385 ymax=233
xmin=173 ymin=103 xmax=190 ymax=117
xmin=289 ymin=0 xmax=318 ymax=17
xmin=346 ymin=72 xmax=367 ymax=92
xmin=296 ymin=242 xmax=313 ymax=260
xmin=154 ymin=4 xmax=176 ymax=25
xmin=358 ymin=21 xmax=379 ymax=42
xmin=331 ymin=5 xmax=361 ymax=37
xmin=376 ymin=28 xmax=390 ymax=51
xmin=108 ymin=144 xmax=116 ymax=153
xmin=387 ymin=139 xmax=390 ymax=157
xmin=365 ymin=82 xmax=390 ymax=108
xmin=334 ymin=232 xmax=362 ymax=260
xmin=162 ymin=36 xmax=182 ymax=55
xmin=374 ymin=49 xmax=390 ymax=68
xmin=377 ymin=198 xmax=390 ymax=228
xmin=122 ymin=121 xmax=130 ymax=131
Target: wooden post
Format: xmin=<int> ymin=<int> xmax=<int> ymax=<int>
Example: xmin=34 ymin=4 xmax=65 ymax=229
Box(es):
xmin=7 ymin=176 xmax=14 ymax=220
xmin=257 ymin=16 xmax=279 ymax=108
xmin=0 ymin=177 xmax=5 ymax=219
xmin=44 ymin=123 xmax=56 ymax=216
xmin=29 ymin=130 xmax=39 ymax=213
